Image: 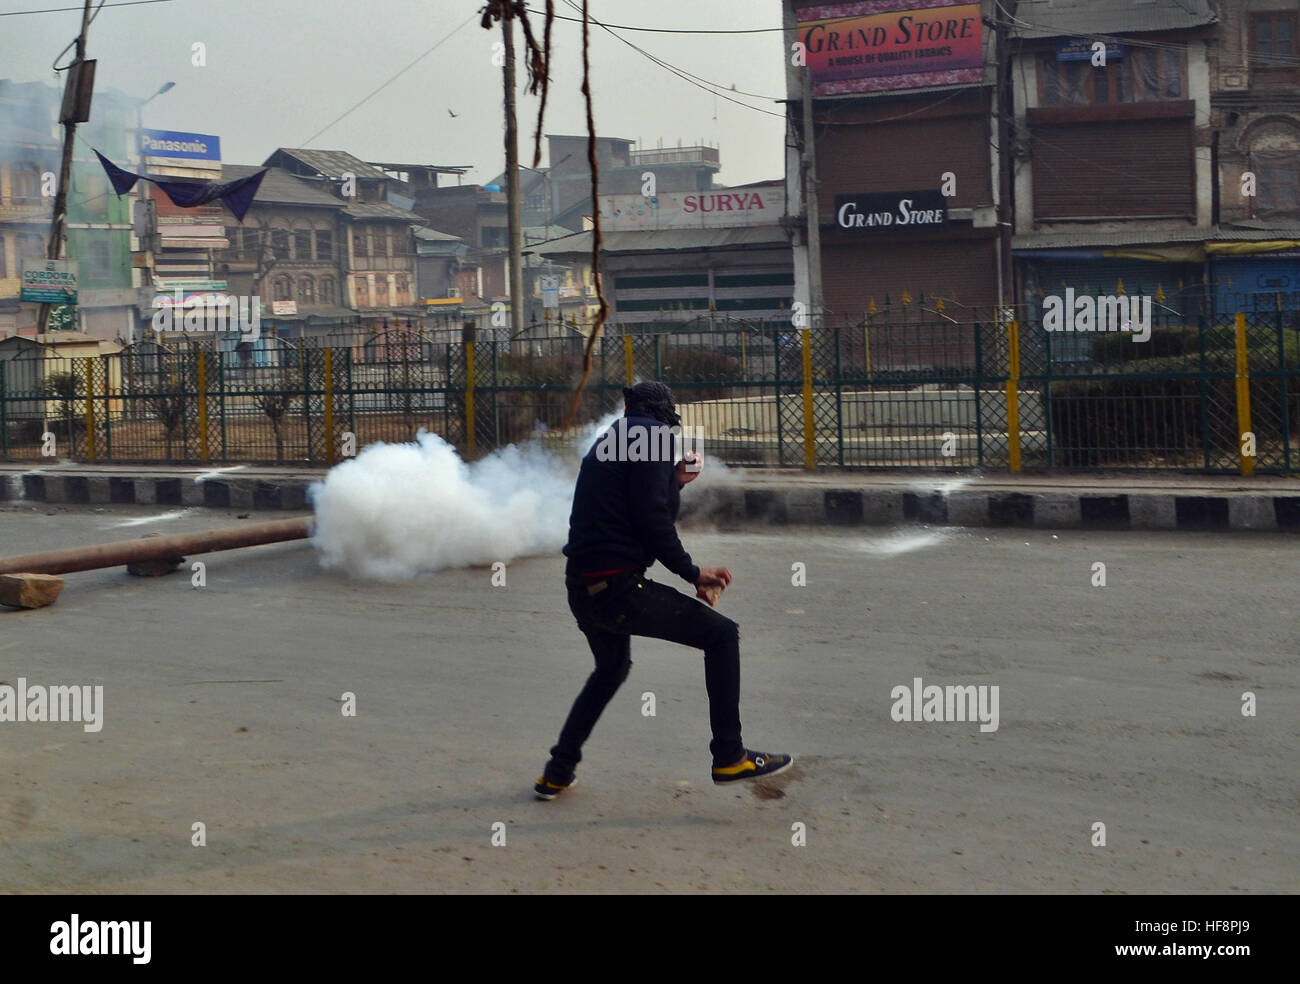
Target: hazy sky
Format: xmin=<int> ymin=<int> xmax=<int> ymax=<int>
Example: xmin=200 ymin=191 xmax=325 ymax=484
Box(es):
xmin=0 ymin=0 xmax=789 ymax=186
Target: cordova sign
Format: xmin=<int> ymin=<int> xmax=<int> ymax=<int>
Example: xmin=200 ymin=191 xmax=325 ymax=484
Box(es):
xmin=20 ymin=259 xmax=78 ymax=303
xmin=833 ymin=190 xmax=947 ymax=231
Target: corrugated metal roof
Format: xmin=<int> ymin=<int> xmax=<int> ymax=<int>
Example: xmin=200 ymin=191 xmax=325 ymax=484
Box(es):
xmin=341 ymin=201 xmax=424 ymax=222
xmin=269 ymin=149 xmax=390 ymax=181
xmin=531 ymin=226 xmax=787 ymax=257
xmin=222 ymin=164 xmax=342 ymax=207
xmin=413 ymin=226 xmax=462 ymax=241
xmin=1011 ymin=0 xmax=1216 ymax=40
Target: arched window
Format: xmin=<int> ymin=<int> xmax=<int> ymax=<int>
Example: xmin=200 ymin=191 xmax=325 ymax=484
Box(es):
xmin=298 ymin=276 xmax=315 ymax=303
xmin=270 ymin=227 xmax=289 ymax=256
xmin=273 ymin=275 xmax=293 ymax=301
xmin=293 ymin=228 xmax=312 ymax=260
xmin=319 ymin=276 xmax=336 ymax=304
xmin=355 ymin=277 xmax=370 ymax=307
xmin=316 ymin=229 xmax=333 ymax=259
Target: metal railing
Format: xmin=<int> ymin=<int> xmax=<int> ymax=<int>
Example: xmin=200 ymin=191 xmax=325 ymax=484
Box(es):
xmin=2 ymin=307 xmax=1297 ymax=473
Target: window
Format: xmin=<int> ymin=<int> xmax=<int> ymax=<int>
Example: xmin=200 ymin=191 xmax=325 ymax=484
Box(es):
xmin=1254 ymin=154 xmax=1300 ymax=221
xmin=394 ymin=274 xmax=409 ymax=306
xmin=353 ymin=232 xmax=369 ymax=259
xmin=270 ymin=228 xmax=289 ymax=257
xmin=298 ymin=277 xmax=314 ymax=303
xmin=12 ymin=164 xmax=43 ymax=202
xmin=319 ymin=276 xmax=336 ymax=304
xmin=18 ymin=233 xmax=45 ymax=259
xmin=0 ymin=235 xmax=6 ymax=278
xmin=1252 ymin=13 xmax=1298 ymax=86
xmin=1039 ymin=50 xmax=1186 ymax=106
xmin=316 ymin=229 xmax=332 ymax=259
xmin=88 ymin=239 xmax=112 ymax=279
xmin=294 ymin=229 xmax=312 ymax=260
xmin=243 ymin=227 xmax=261 ymax=253
xmin=355 ymin=277 xmax=369 ymax=306
xmin=375 ymin=278 xmax=390 ymax=306
xmin=81 ymin=171 xmax=107 ymax=210
xmin=273 ymin=275 xmax=293 ymax=301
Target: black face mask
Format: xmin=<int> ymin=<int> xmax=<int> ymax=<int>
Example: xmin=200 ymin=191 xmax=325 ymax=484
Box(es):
xmin=623 ymin=383 xmax=681 ymax=428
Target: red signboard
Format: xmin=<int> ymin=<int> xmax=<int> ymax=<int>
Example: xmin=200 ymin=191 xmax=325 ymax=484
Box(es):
xmin=797 ymin=1 xmax=984 ymax=96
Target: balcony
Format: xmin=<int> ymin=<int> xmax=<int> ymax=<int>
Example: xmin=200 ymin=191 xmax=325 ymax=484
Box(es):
xmin=629 ymin=146 xmax=721 ymax=169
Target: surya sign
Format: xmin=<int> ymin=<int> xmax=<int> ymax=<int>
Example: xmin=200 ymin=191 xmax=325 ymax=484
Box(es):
xmin=600 ymin=187 xmax=785 ymax=230
xmin=797 ymin=1 xmax=983 ymax=94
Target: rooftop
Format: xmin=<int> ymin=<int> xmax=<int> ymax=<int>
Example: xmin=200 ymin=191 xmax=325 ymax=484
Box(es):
xmin=1010 ymin=0 xmax=1217 ymax=40
xmin=266 ymin=148 xmax=389 ymax=182
xmin=221 ymin=165 xmax=340 ymax=207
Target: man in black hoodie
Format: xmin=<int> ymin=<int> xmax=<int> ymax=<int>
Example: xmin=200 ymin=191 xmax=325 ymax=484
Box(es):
xmin=535 ymin=381 xmax=793 ymax=799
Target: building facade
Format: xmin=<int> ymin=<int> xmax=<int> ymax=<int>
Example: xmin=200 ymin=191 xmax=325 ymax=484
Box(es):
xmin=784 ymin=0 xmax=1004 ymax=339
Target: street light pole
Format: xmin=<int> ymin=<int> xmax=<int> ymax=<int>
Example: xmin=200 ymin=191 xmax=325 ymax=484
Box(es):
xmin=133 ymin=81 xmax=174 ymax=343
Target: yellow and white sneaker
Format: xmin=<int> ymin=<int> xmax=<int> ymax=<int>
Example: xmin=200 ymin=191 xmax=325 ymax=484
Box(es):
xmin=712 ymin=750 xmax=794 ymax=785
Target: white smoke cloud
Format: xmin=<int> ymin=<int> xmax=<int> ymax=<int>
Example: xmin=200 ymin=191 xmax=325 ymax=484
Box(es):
xmin=310 ymin=412 xmax=621 ymax=580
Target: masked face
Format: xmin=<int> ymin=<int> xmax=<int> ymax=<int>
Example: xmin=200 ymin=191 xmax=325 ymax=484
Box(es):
xmin=622 ymin=382 xmax=680 ymax=427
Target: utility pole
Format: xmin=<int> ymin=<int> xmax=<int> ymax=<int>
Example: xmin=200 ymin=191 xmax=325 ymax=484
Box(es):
xmin=993 ymin=0 xmax=1019 ymax=322
xmin=801 ymin=66 xmax=824 ymax=329
xmin=40 ymin=0 xmax=95 ymax=333
xmin=502 ymin=14 xmax=526 ymax=343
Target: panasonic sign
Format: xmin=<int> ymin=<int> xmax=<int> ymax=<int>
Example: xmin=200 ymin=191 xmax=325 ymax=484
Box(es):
xmin=139 ymin=129 xmax=221 ymax=162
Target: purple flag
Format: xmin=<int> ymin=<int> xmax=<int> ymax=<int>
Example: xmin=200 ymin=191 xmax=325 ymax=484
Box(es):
xmin=93 ymin=149 xmax=269 ymax=221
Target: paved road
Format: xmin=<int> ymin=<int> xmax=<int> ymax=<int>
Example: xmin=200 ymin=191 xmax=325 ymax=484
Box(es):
xmin=1 ymin=503 xmax=1296 ymax=893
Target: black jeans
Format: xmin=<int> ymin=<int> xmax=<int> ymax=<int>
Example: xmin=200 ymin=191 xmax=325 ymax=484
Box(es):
xmin=547 ymin=571 xmax=744 ymax=779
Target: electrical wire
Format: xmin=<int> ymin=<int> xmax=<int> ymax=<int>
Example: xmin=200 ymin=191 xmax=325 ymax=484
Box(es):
xmin=297 ymin=10 xmax=480 ymax=147
xmin=3 ymin=0 xmax=172 ymax=16
xmin=523 ymin=5 xmax=782 ymax=35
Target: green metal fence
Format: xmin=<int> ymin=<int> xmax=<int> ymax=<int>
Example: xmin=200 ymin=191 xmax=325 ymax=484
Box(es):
xmin=1 ymin=309 xmax=1296 ymax=473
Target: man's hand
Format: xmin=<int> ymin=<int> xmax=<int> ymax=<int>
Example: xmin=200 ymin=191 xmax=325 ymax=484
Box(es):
xmin=676 ymin=452 xmax=702 ymax=487
xmin=695 ymin=566 xmax=732 ymax=589
xmin=697 ymin=582 xmax=723 ymax=607
xmin=695 ymin=567 xmax=731 ymax=607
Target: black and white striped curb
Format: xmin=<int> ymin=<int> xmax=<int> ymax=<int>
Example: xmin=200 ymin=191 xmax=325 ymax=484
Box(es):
xmin=683 ymin=486 xmax=1300 ymax=532
xmin=1 ymin=472 xmax=309 ymax=512
xmin=4 ymin=471 xmax=1297 ymax=532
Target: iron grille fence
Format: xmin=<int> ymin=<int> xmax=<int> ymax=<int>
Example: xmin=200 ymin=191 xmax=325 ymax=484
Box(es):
xmin=2 ymin=307 xmax=1296 ymax=473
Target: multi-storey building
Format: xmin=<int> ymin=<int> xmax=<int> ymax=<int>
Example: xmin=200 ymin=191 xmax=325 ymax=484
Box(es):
xmin=1008 ymin=0 xmax=1220 ymax=323
xmin=0 ymin=80 xmax=58 ymax=337
xmin=1208 ymin=0 xmax=1300 ymax=315
xmin=783 ymin=0 xmax=1004 ymax=334
xmin=0 ymin=79 xmax=140 ymax=340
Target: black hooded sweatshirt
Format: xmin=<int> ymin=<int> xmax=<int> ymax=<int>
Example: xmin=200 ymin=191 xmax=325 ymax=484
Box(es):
xmin=563 ymin=414 xmax=700 ymax=584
